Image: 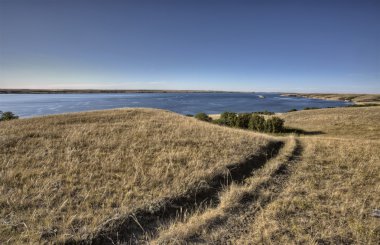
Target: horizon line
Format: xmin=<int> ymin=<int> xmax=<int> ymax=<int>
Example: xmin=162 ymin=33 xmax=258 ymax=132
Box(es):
xmin=0 ymin=88 xmax=379 ymax=95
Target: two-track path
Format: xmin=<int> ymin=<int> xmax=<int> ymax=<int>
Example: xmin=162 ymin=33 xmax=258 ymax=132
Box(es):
xmin=69 ymin=138 xmax=304 ymax=244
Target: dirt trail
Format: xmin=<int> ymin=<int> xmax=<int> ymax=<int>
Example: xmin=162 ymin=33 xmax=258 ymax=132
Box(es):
xmin=67 ymin=141 xmax=284 ymax=245
xmin=153 ymin=138 xmax=303 ymax=244
xmin=208 ymin=139 xmax=303 ymax=243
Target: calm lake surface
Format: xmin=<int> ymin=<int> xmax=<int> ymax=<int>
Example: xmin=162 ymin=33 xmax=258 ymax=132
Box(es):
xmin=0 ymin=93 xmax=352 ymax=118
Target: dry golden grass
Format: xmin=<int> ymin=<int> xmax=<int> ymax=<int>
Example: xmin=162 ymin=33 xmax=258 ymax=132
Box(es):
xmin=1 ymin=106 xmax=379 ymax=244
xmin=152 ymin=107 xmax=380 ymax=244
xmin=237 ymin=138 xmax=380 ymax=244
xmin=153 ymin=137 xmax=298 ymax=244
xmin=0 ymin=108 xmax=277 ymax=243
xmin=282 ymin=106 xmax=380 ymax=139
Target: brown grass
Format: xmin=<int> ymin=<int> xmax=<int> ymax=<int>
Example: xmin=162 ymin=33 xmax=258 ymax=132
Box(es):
xmin=1 ymin=106 xmax=379 ymax=244
xmin=282 ymin=106 xmax=380 ymax=139
xmin=0 ymin=108 xmax=277 ymax=243
xmin=152 ymin=107 xmax=380 ymax=244
xmin=153 ymin=137 xmax=298 ymax=244
xmin=237 ymin=138 xmax=380 ymax=244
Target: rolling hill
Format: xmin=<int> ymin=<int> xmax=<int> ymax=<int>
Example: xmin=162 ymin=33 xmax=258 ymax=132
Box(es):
xmin=1 ymin=106 xmax=379 ymax=244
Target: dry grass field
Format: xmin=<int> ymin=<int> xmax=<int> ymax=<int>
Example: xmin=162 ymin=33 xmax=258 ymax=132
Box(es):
xmin=155 ymin=138 xmax=380 ymax=244
xmin=153 ymin=136 xmax=299 ymax=244
xmin=153 ymin=106 xmax=380 ymax=244
xmin=282 ymin=106 xmax=380 ymax=139
xmin=1 ymin=106 xmax=379 ymax=244
xmin=239 ymin=137 xmax=380 ymax=244
xmin=0 ymin=108 xmax=278 ymax=243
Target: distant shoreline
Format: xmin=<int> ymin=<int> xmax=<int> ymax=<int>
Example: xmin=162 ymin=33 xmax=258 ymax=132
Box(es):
xmin=281 ymin=93 xmax=380 ymax=105
xmin=0 ymin=89 xmax=253 ymax=94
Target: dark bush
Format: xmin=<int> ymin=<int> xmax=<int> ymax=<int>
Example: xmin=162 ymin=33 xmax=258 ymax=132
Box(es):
xmin=248 ymin=114 xmax=265 ymax=132
xmin=304 ymin=107 xmax=320 ymax=110
xmin=288 ymin=108 xmax=297 ymax=112
xmin=347 ymin=104 xmax=379 ymax=107
xmin=185 ymin=114 xmax=193 ymax=117
xmin=264 ymin=116 xmax=284 ymax=133
xmin=254 ymin=110 xmax=275 ymax=115
xmin=0 ymin=111 xmax=19 ymax=121
xmin=235 ymin=113 xmax=251 ymax=128
xmin=194 ymin=112 xmax=212 ymax=122
xmin=220 ymin=112 xmax=237 ymax=127
xmin=194 ymin=111 xmax=286 ymax=134
xmin=211 ymin=118 xmax=224 ymax=125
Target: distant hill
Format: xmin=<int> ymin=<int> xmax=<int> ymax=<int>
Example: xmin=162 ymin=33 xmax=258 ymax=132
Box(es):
xmin=282 ymin=93 xmax=380 ymax=104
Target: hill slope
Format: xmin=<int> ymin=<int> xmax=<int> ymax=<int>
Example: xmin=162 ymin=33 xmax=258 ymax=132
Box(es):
xmin=282 ymin=106 xmax=380 ymax=139
xmin=1 ymin=107 xmax=379 ymax=244
xmin=153 ymin=107 xmax=380 ymax=244
xmin=0 ymin=108 xmax=279 ymax=243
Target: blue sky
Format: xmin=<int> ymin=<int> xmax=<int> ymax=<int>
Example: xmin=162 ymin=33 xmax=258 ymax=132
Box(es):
xmin=0 ymin=0 xmax=379 ymax=92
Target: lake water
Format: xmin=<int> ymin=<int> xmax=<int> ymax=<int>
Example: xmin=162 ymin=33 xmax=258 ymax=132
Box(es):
xmin=0 ymin=93 xmax=351 ymax=118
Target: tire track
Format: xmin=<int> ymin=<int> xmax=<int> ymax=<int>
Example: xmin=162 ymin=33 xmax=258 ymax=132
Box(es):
xmin=201 ymin=139 xmax=303 ymax=244
xmin=66 ymin=141 xmax=284 ymax=245
xmin=153 ymin=138 xmax=302 ymax=244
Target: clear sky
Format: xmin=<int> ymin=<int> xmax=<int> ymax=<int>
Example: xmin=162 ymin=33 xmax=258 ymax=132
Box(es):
xmin=0 ymin=0 xmax=379 ymax=92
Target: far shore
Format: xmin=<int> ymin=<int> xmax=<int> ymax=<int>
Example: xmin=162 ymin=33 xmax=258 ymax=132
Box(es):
xmin=0 ymin=89 xmax=254 ymax=94
xmin=2 ymin=89 xmax=378 ymax=106
xmin=281 ymin=93 xmax=380 ymax=104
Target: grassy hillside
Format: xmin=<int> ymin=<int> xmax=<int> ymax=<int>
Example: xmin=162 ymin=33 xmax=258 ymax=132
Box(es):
xmin=282 ymin=106 xmax=380 ymax=139
xmin=1 ymin=107 xmax=379 ymax=244
xmin=240 ymin=137 xmax=380 ymax=244
xmin=155 ymin=138 xmax=379 ymax=244
xmin=0 ymin=108 xmax=279 ymax=243
xmin=153 ymin=107 xmax=380 ymax=244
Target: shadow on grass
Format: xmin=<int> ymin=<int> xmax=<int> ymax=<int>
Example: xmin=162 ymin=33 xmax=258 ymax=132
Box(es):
xmin=282 ymin=127 xmax=324 ymax=135
xmin=66 ymin=141 xmax=284 ymax=245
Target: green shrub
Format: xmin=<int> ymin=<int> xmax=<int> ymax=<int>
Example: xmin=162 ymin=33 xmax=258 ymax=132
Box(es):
xmin=264 ymin=116 xmax=284 ymax=133
xmin=347 ymin=104 xmax=379 ymax=107
xmin=194 ymin=112 xmax=212 ymax=122
xmin=304 ymin=107 xmax=320 ymax=110
xmin=288 ymin=108 xmax=297 ymax=112
xmin=253 ymin=110 xmax=275 ymax=115
xmin=194 ymin=111 xmax=286 ymax=134
xmin=211 ymin=118 xmax=224 ymax=125
xmin=0 ymin=111 xmax=19 ymax=121
xmin=220 ymin=112 xmax=237 ymax=127
xmin=235 ymin=113 xmax=251 ymax=128
xmin=249 ymin=114 xmax=265 ymax=131
xmin=185 ymin=114 xmax=194 ymax=117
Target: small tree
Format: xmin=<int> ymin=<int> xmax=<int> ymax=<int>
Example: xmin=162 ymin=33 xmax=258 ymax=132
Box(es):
xmin=211 ymin=118 xmax=224 ymax=125
xmin=0 ymin=111 xmax=19 ymax=121
xmin=194 ymin=112 xmax=212 ymax=122
xmin=255 ymin=110 xmax=274 ymax=115
xmin=235 ymin=113 xmax=251 ymax=129
xmin=249 ymin=114 xmax=265 ymax=131
xmin=264 ymin=117 xmax=284 ymax=133
xmin=220 ymin=112 xmax=237 ymax=127
xmin=304 ymin=107 xmax=319 ymax=110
